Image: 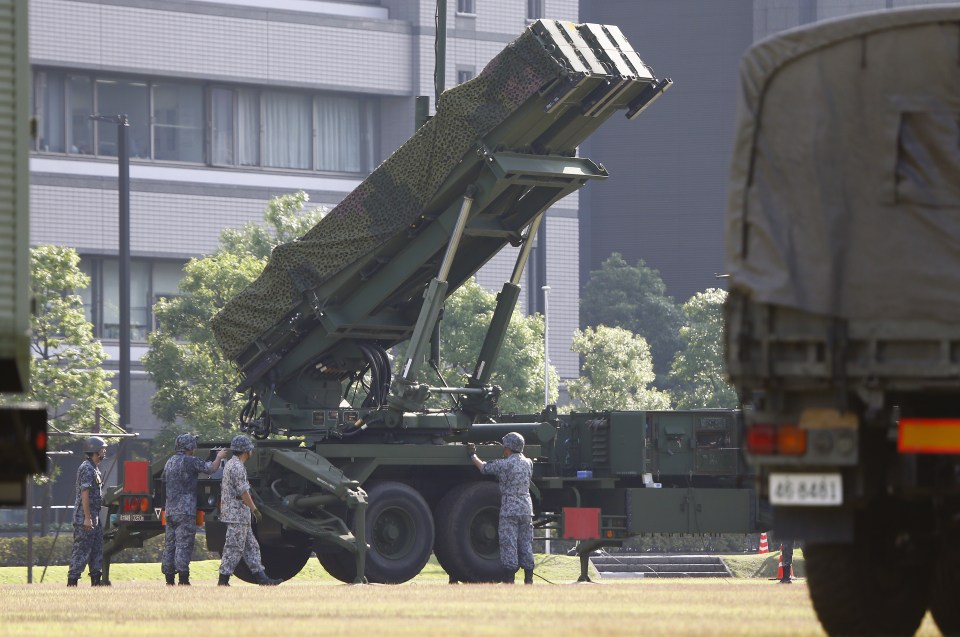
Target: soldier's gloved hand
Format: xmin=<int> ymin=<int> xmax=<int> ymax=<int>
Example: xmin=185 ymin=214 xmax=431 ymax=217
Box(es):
xmin=466 ymin=443 xmax=477 ymax=457
xmin=252 ymin=508 xmax=263 ymax=524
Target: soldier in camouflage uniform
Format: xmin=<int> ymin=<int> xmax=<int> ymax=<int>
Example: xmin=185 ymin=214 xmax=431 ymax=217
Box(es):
xmin=217 ymin=435 xmax=280 ymax=586
xmin=68 ymin=436 xmax=108 ymax=587
xmin=161 ymin=433 xmax=228 ymax=585
xmin=468 ymin=432 xmax=535 ymax=584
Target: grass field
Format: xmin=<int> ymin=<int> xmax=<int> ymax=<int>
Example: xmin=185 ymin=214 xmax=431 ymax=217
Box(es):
xmin=0 ymin=555 xmax=944 ymax=636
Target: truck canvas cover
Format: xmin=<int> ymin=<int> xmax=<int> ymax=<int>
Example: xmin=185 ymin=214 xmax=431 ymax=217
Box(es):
xmin=213 ymin=20 xmax=656 ymax=363
xmin=725 ymin=6 xmax=960 ymax=321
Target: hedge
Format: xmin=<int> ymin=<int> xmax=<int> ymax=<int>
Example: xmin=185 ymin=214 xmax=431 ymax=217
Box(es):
xmin=0 ymin=533 xmax=219 ymax=567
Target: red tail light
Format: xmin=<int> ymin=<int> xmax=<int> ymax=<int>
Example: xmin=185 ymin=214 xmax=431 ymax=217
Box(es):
xmin=139 ymin=497 xmax=149 ymax=513
xmin=746 ymin=424 xmax=777 ymax=455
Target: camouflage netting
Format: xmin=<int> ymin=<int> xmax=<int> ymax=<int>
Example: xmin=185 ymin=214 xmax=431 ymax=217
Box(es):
xmin=212 ymin=27 xmax=563 ymax=363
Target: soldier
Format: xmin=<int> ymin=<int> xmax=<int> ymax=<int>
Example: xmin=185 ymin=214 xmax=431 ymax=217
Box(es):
xmin=467 ymin=432 xmax=535 ymax=584
xmin=161 ymin=433 xmax=229 ymax=585
xmin=67 ymin=436 xmax=108 ymax=587
xmin=217 ymin=435 xmax=281 ymax=586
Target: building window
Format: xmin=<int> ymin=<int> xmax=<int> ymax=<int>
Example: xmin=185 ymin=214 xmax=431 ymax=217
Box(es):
xmin=457 ymin=0 xmax=475 ymax=15
xmin=457 ymin=69 xmax=475 ymax=84
xmin=78 ymin=256 xmax=186 ymax=342
xmin=527 ymin=0 xmax=543 ymax=21
xmin=95 ymin=78 xmax=150 ymax=158
xmin=34 ymin=70 xmax=377 ymax=174
xmin=153 ymin=83 xmax=204 ymax=162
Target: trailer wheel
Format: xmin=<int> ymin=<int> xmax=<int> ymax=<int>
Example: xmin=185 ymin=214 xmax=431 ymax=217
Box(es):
xmin=316 ymin=481 xmax=434 ymax=584
xmin=316 ymin=548 xmax=356 ymax=584
xmin=233 ymin=542 xmax=312 ymax=583
xmin=930 ymin=530 xmax=960 ymax=637
xmin=806 ymin=519 xmax=932 ymax=636
xmin=433 ymin=481 xmax=503 ymax=583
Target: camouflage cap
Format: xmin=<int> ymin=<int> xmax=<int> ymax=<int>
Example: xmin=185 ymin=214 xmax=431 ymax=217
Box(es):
xmin=83 ymin=436 xmax=107 ymax=454
xmin=502 ymin=432 xmax=525 ymax=453
xmin=175 ymin=433 xmax=199 ymax=453
xmin=230 ymin=435 xmax=254 ymax=454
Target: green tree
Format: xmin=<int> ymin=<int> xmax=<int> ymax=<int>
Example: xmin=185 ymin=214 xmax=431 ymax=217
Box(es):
xmin=219 ymin=192 xmax=324 ymax=259
xmin=581 ymin=253 xmax=683 ymax=384
xmin=567 ymin=325 xmax=672 ymax=411
xmin=142 ymin=192 xmax=327 ymax=453
xmin=407 ymin=278 xmax=557 ymax=414
xmin=0 ymin=246 xmax=121 ymax=479
xmin=668 ymin=288 xmax=738 ymax=409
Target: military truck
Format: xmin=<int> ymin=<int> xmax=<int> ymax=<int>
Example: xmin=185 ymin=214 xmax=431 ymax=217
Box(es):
xmin=723 ymin=7 xmax=960 ymax=637
xmin=0 ymin=0 xmax=48 ymax=506
xmin=104 ymin=19 xmax=761 ymax=585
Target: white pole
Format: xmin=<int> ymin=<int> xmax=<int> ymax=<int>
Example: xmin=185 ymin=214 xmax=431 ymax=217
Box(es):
xmin=542 ymin=285 xmax=550 ymax=408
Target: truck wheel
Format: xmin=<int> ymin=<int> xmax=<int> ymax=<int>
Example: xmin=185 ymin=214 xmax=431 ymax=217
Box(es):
xmin=233 ymin=543 xmax=312 ymax=583
xmin=930 ymin=532 xmax=960 ymax=636
xmin=433 ymin=481 xmax=503 ymax=583
xmin=806 ymin=537 xmax=931 ymax=636
xmin=317 ymin=481 xmax=435 ymax=584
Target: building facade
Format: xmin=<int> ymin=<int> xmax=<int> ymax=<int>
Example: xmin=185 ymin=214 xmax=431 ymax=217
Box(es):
xmin=28 ymin=0 xmax=582 ymax=437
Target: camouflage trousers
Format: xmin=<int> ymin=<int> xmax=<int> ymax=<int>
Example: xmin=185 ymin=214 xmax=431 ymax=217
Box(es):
xmin=68 ymin=521 xmax=103 ymax=579
xmin=218 ymin=522 xmax=264 ymax=576
xmin=498 ymin=514 xmax=534 ymax=571
xmin=161 ymin=513 xmax=198 ymax=575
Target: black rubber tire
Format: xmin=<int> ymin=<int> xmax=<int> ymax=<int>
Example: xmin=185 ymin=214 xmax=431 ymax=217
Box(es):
xmin=317 ymin=481 xmax=434 ymax=584
xmin=233 ymin=542 xmax=312 ymax=583
xmin=316 ymin=548 xmax=357 ymax=584
xmin=432 ymin=481 xmax=503 ymax=583
xmin=806 ymin=531 xmax=932 ymax=636
xmin=931 ymin=530 xmax=960 ymax=637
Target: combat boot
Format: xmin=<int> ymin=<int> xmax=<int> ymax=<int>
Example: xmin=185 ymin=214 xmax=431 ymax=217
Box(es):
xmin=255 ymin=570 xmax=282 ymax=586
xmin=523 ymin=568 xmax=534 ymax=585
xmin=90 ymin=573 xmax=106 ymax=586
xmin=218 ymin=573 xmax=231 ymax=586
xmin=501 ymin=567 xmax=517 ymax=584
xmin=165 ymin=572 xmax=176 ymax=586
xmin=67 ymin=577 xmax=78 ymax=587
xmin=178 ymin=571 xmax=190 ymax=586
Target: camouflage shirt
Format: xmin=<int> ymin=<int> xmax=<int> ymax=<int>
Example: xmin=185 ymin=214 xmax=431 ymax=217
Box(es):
xmin=481 ymin=453 xmax=533 ymax=516
xmin=72 ymin=459 xmax=103 ymax=525
xmin=163 ymin=453 xmax=215 ymax=516
xmin=219 ymin=456 xmax=251 ymax=524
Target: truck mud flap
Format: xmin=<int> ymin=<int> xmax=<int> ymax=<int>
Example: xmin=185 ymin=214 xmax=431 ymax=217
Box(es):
xmin=626 ymin=487 xmax=758 ymax=534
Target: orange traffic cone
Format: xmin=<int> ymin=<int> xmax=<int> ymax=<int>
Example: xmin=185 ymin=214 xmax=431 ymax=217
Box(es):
xmin=776 ymin=544 xmax=795 ymax=580
xmin=758 ymin=532 xmax=769 ymax=554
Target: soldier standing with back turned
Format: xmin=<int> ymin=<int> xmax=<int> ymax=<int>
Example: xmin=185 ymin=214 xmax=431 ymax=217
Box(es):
xmin=217 ymin=435 xmax=280 ymax=586
xmin=468 ymin=432 xmax=536 ymax=584
xmin=161 ymin=433 xmax=229 ymax=585
xmin=67 ymin=436 xmax=108 ymax=587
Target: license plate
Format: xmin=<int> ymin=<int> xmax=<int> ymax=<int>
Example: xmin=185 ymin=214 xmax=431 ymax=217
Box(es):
xmin=118 ymin=514 xmax=146 ymax=522
xmin=769 ymin=473 xmax=842 ymax=506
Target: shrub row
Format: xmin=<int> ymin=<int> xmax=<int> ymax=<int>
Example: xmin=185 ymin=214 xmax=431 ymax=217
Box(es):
xmin=0 ymin=532 xmax=219 ymax=567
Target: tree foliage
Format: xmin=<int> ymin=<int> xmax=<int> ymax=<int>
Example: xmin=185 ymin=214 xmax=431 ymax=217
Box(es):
xmin=581 ymin=253 xmax=683 ymax=383
xmin=668 ymin=288 xmax=738 ymax=409
xmin=142 ymin=193 xmax=327 ymax=453
xmin=406 ymin=278 xmax=557 ymax=415
xmin=0 ymin=246 xmax=121 ymax=480
xmin=567 ymin=325 xmax=671 ymax=411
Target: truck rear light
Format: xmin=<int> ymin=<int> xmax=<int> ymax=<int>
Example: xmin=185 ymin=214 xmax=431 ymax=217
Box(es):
xmin=746 ymin=424 xmax=776 ymax=454
xmin=899 ymin=418 xmax=960 ymax=454
xmin=139 ymin=497 xmax=149 ymax=513
xmin=776 ymin=425 xmax=807 ymax=456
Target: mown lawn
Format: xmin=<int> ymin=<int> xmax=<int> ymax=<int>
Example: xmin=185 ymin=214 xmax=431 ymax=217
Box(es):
xmin=0 ymin=554 xmax=944 ymax=637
